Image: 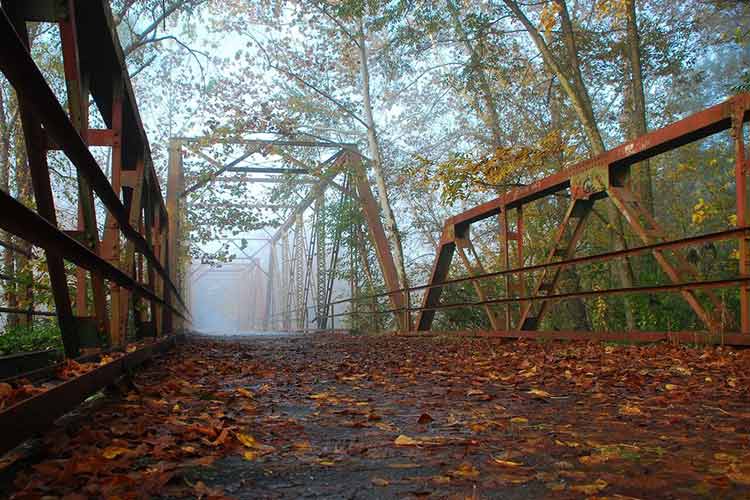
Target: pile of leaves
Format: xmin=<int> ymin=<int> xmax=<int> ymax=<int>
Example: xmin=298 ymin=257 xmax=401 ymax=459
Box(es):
xmin=4 ymin=334 xmax=750 ymax=498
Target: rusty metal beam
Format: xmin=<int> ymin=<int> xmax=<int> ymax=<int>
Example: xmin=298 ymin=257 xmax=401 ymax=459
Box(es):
xmin=0 ymin=6 xmax=186 ymax=316
xmin=446 ymin=94 xmax=750 ymax=230
xmin=352 ymin=157 xmax=410 ymax=330
xmin=174 ymin=137 xmax=356 ymax=149
xmin=397 ymin=330 xmax=750 ymax=346
xmin=333 ymin=225 xmax=750 ymax=313
xmin=0 ymin=335 xmax=181 ymax=456
xmin=0 ymin=190 xmax=185 ymax=318
xmin=270 ymin=150 xmax=347 ymax=243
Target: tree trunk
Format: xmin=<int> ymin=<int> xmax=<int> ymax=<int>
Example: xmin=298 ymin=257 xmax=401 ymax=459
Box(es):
xmin=0 ymin=84 xmax=17 ymax=329
xmin=503 ymin=0 xmax=637 ymax=330
xmin=13 ymin=134 xmax=32 ymax=330
xmin=357 ymin=18 xmax=409 ymax=292
xmin=625 ymin=0 xmax=654 ymax=215
xmin=446 ymin=0 xmax=504 ymax=147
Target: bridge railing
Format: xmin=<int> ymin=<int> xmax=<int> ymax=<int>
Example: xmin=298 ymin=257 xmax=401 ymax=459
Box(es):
xmin=280 ymin=94 xmax=750 ymax=344
xmin=0 ymin=0 xmax=189 ymax=454
xmin=0 ymin=0 xmax=188 ymax=358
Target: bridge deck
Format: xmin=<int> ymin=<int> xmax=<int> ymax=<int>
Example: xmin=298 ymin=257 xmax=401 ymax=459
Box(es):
xmin=5 ymin=333 xmax=750 ymax=498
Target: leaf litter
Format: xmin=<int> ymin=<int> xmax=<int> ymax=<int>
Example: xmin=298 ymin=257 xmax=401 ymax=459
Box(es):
xmin=3 ymin=334 xmax=750 ymax=498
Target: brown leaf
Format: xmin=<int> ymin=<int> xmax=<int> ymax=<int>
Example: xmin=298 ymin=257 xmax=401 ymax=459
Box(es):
xmin=417 ymin=413 xmax=433 ymax=424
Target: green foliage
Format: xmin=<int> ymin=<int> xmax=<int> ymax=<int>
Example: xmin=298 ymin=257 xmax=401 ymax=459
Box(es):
xmin=0 ymin=320 xmax=62 ymax=356
xmin=733 ymin=70 xmax=750 ymax=94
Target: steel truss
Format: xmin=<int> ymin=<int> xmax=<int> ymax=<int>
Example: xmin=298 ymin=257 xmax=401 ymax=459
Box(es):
xmin=0 ymin=0 xmax=187 ymax=357
xmin=413 ymin=93 xmax=750 ymax=341
xmin=172 ymin=138 xmax=410 ymax=332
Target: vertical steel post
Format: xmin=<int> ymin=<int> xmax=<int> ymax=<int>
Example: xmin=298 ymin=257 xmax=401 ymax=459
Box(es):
xmin=315 ymin=195 xmax=327 ymax=329
xmin=294 ymin=213 xmax=305 ymax=330
xmin=734 ymin=104 xmax=750 ymax=333
xmin=166 ymin=138 xmax=184 ymax=334
xmin=102 ymin=79 xmax=125 ymax=345
xmin=281 ymin=233 xmax=290 ymax=330
xmin=264 ymin=241 xmax=275 ymax=331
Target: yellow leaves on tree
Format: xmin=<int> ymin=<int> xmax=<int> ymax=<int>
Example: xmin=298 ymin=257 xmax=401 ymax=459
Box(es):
xmin=593 ymin=0 xmax=629 ymax=20
xmin=539 ymin=1 xmax=562 ymax=36
xmin=411 ymin=130 xmax=567 ymax=204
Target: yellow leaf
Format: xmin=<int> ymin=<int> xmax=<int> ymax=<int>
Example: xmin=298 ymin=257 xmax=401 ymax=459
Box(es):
xmin=452 ymin=462 xmax=480 ymax=479
xmin=388 ymin=463 xmax=419 ymax=469
xmin=618 ymin=404 xmax=643 ymax=416
xmin=510 ymin=417 xmax=528 ymax=424
xmin=237 ymin=388 xmax=254 ymax=398
xmin=102 ymin=446 xmax=129 ymax=459
xmin=371 ymin=478 xmax=389 ymax=486
xmin=237 ymin=433 xmax=258 ymax=448
xmin=309 ymin=392 xmax=329 ymax=400
xmin=394 ymin=434 xmax=420 ymax=446
xmin=665 ymin=384 xmax=678 ymax=391
xmin=491 ymin=457 xmax=523 ymax=467
xmin=243 ymin=451 xmax=258 ymax=461
xmin=570 ymin=479 xmax=608 ymax=494
xmin=527 ymin=388 xmax=551 ymax=398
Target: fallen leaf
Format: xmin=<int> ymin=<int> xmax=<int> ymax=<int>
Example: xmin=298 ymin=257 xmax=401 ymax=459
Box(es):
xmin=417 ymin=413 xmax=433 ymax=424
xmin=210 ymin=428 xmax=230 ymax=446
xmin=527 ymin=388 xmax=551 ymax=398
xmin=0 ymin=383 xmax=13 ymax=400
xmin=394 ymin=434 xmax=420 ymax=446
xmin=510 ymin=417 xmax=528 ymax=424
xmin=619 ymin=404 xmax=643 ymax=416
xmin=236 ymin=433 xmax=258 ymax=448
xmin=293 ymin=441 xmax=312 ymax=451
xmin=236 ymin=388 xmax=253 ymax=398
xmin=491 ymin=457 xmax=523 ymax=467
xmin=451 ymin=462 xmax=480 ymax=479
xmin=102 ymin=446 xmax=129 ymax=459
xmin=371 ymin=478 xmax=389 ymax=486
xmin=714 ymin=453 xmax=738 ymax=462
xmin=570 ymin=479 xmax=608 ymax=494
xmin=728 ymin=466 xmax=750 ymax=485
xmin=242 ymin=451 xmax=258 ymax=461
